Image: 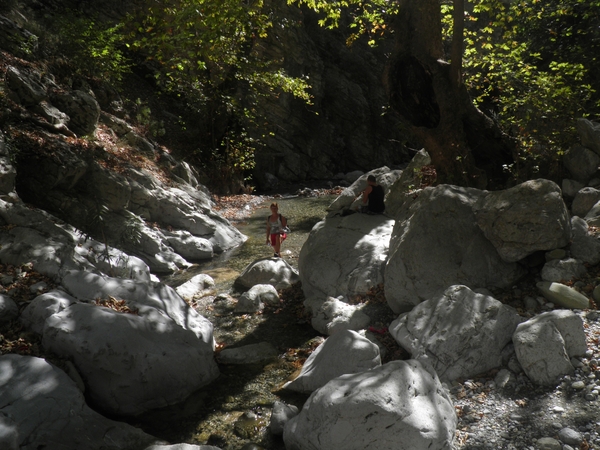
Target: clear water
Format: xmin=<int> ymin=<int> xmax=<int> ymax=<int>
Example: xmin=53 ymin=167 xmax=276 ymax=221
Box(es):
xmin=164 ymin=194 xmax=335 ymax=293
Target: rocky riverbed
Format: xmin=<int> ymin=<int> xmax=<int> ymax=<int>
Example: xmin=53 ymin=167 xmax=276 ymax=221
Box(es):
xmin=3 ymin=185 xmax=600 ymax=450
xmin=150 ymin=190 xmax=600 ymax=450
xmin=451 ymin=308 xmax=600 ymax=450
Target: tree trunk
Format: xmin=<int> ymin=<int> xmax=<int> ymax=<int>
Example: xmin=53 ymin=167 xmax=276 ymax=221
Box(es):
xmin=385 ymin=0 xmax=514 ymax=188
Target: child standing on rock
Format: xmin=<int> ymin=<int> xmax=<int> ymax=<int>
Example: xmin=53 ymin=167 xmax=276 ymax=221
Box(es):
xmin=266 ymin=202 xmax=287 ymax=257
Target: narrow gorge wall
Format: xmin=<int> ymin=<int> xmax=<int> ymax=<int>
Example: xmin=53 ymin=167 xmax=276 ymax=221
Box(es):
xmin=250 ymin=4 xmax=409 ymax=187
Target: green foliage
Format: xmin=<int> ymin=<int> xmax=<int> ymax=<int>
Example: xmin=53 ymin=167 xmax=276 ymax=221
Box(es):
xmin=134 ymin=99 xmax=165 ymax=138
xmin=205 ymin=126 xmax=258 ymax=193
xmin=443 ymin=0 xmax=600 ymax=180
xmin=52 ymin=13 xmax=130 ymax=82
xmin=125 ymin=0 xmax=313 ymax=192
xmin=288 ymin=0 xmax=398 ymax=45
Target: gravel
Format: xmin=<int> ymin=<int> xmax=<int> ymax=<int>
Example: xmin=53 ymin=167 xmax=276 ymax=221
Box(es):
xmin=450 ymin=309 xmax=600 ymax=450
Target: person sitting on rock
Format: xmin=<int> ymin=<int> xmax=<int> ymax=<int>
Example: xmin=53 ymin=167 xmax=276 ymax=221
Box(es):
xmin=266 ymin=202 xmax=287 ymax=257
xmin=359 ymin=175 xmax=385 ymax=214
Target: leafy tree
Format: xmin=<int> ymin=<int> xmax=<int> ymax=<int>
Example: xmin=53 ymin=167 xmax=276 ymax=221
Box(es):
xmin=292 ymin=0 xmax=516 ymax=187
xmin=48 ymin=13 xmax=131 ymax=82
xmin=292 ymin=0 xmax=600 ymax=186
xmin=125 ymin=0 xmax=311 ymax=192
xmin=447 ymin=0 xmax=600 ymax=181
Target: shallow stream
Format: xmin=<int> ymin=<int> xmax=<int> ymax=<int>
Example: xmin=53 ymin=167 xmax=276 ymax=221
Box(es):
xmin=135 ymin=193 xmax=336 ymax=449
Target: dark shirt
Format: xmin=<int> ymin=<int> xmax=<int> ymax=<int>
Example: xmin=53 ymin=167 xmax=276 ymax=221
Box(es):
xmin=368 ymin=184 xmax=385 ymax=213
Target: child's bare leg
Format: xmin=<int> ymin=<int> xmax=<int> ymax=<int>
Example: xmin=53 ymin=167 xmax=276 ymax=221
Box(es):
xmin=274 ymin=236 xmax=281 ymax=255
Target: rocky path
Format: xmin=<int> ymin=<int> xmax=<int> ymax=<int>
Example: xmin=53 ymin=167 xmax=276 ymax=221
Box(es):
xmin=451 ymin=309 xmax=600 ymax=450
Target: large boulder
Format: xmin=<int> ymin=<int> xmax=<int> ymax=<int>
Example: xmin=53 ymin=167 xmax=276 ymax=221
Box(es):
xmin=283 ymin=359 xmax=457 ymax=450
xmin=513 ymin=310 xmax=587 ymax=386
xmin=20 ymin=289 xmax=78 ymax=334
xmin=576 ymin=118 xmax=600 ymax=156
xmin=283 ymin=329 xmax=381 ymax=393
xmin=563 ymin=144 xmax=600 ymax=183
xmin=5 ymin=65 xmax=46 ymax=106
xmin=473 ymin=179 xmax=571 ymax=262
xmin=571 ymin=187 xmax=600 ymax=217
xmin=326 ymin=166 xmax=402 ymax=214
xmin=310 ymin=297 xmax=371 ymax=336
xmin=299 ymin=213 xmax=394 ymax=303
xmin=385 ymin=148 xmax=433 ymax=218
xmin=12 ymin=142 xmax=247 ymax=274
xmin=42 ymin=301 xmax=219 ymax=416
xmin=234 ymin=284 xmax=280 ymax=313
xmin=540 ymin=258 xmax=587 ymax=283
xmin=384 ymin=184 xmax=524 ymax=313
xmin=235 ymin=257 xmax=300 ymax=290
xmin=0 ymin=354 xmax=157 ymax=450
xmin=570 ymin=216 xmax=600 ymax=265
xmin=0 ymin=198 xmax=151 ymax=282
xmin=389 ymin=285 xmax=524 ymax=382
xmin=51 ymin=89 xmax=101 ymax=136
xmin=164 ymin=230 xmax=214 ymax=261
xmin=38 ymin=271 xmax=219 ymax=416
xmin=60 ymin=271 xmax=215 ymax=343
xmin=175 ymin=274 xmax=216 ymax=302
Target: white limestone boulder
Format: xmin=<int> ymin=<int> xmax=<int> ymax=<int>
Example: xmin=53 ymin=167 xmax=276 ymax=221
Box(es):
xmin=299 ymin=214 xmax=393 ymax=303
xmin=42 ymin=301 xmax=219 ymax=416
xmin=164 ymin=230 xmax=214 ymax=260
xmin=283 ymin=359 xmax=457 ymax=450
xmin=389 ymin=285 xmax=524 ymax=382
xmin=513 ymin=310 xmax=587 ymax=386
xmin=326 ymin=166 xmax=401 ymax=214
xmin=20 ymin=289 xmax=78 ymax=334
xmin=235 ymin=284 xmax=280 ymax=313
xmin=473 ymin=179 xmax=571 ymax=262
xmin=283 ymin=329 xmax=381 ymax=393
xmin=562 ymin=179 xmax=585 ymax=199
xmin=576 ymin=118 xmax=600 ymax=155
xmin=311 ymin=297 xmax=371 ymax=336
xmin=385 ymin=184 xmax=524 ymax=313
xmin=0 ymin=198 xmax=151 ymax=282
xmin=541 ymin=258 xmax=587 ymax=283
xmin=0 ymin=354 xmax=157 ymax=450
xmin=572 ymin=187 xmax=600 ymax=217
xmin=175 ymin=274 xmax=216 ymax=302
xmin=536 ymin=281 xmax=590 ymax=310
xmin=39 ymin=271 xmax=219 ymax=416
xmin=385 ymin=148 xmax=432 ymax=218
xmin=235 ymin=257 xmax=300 ymax=290
xmin=570 ymin=216 xmax=600 ymax=265
xmin=270 ymin=401 xmax=299 ymax=435
xmin=563 ymin=144 xmax=600 ymax=183
xmin=61 ymin=270 xmax=214 ymax=342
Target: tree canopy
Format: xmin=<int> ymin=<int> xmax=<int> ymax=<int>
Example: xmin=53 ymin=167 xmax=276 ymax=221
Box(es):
xmin=48 ymin=0 xmax=600 ymax=189
xmin=293 ymin=0 xmax=600 ymax=184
